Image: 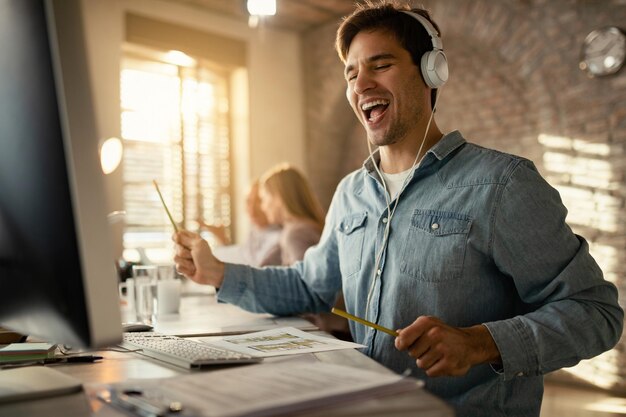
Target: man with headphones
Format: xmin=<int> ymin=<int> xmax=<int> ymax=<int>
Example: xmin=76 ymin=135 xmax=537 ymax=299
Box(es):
xmin=173 ymin=2 xmax=623 ymax=416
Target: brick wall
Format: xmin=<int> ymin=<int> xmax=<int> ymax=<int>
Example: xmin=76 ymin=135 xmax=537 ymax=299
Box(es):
xmin=303 ymin=0 xmax=626 ymax=391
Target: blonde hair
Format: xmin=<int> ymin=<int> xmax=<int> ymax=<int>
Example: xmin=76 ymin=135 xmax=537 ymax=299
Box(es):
xmin=260 ymin=163 xmax=325 ymax=231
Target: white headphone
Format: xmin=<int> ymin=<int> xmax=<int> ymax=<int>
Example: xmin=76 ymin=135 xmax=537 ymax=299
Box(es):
xmin=401 ymin=11 xmax=449 ymax=89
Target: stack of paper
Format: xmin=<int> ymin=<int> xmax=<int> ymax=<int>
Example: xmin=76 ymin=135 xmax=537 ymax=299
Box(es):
xmin=100 ymin=361 xmax=421 ymax=417
xmin=0 ymin=343 xmax=57 ymax=363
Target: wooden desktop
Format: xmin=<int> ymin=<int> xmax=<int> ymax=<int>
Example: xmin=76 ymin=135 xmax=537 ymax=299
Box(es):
xmin=0 ymin=293 xmax=453 ymax=417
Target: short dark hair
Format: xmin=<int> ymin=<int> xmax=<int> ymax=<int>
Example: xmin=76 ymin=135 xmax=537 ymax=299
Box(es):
xmin=336 ymin=1 xmax=442 ymax=108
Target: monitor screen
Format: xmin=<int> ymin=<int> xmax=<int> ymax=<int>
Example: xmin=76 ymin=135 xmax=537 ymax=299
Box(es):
xmin=0 ymin=0 xmax=122 ymax=349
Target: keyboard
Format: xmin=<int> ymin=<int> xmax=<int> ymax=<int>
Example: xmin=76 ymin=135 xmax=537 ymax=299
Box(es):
xmin=120 ymin=332 xmax=262 ymax=369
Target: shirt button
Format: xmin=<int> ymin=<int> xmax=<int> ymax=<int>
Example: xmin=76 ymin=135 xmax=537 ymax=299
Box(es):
xmin=517 ymin=372 xmax=524 ymax=377
xmin=431 ymin=223 xmax=439 ymax=230
xmin=382 ymin=218 xmax=388 ymax=224
xmin=377 ymin=269 xmax=382 ymax=276
xmin=344 ymin=225 xmax=349 ymax=231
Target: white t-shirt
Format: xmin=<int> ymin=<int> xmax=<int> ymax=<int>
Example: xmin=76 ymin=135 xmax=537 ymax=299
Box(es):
xmin=380 ymin=167 xmax=413 ymax=200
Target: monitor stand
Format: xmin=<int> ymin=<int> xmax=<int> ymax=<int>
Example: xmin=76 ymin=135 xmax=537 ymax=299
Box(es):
xmin=0 ymin=367 xmax=82 ymax=403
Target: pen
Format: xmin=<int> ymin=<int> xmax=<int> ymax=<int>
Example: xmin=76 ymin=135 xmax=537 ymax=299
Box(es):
xmin=0 ymin=355 xmax=103 ymax=369
xmin=41 ymin=355 xmax=103 ymax=364
xmin=153 ymin=180 xmax=179 ymax=232
xmin=331 ymin=308 xmax=399 ymax=337
xmin=54 ymin=355 xmax=103 ymax=363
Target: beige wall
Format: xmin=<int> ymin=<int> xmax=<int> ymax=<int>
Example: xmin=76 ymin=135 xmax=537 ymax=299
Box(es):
xmin=80 ymin=0 xmax=306 ymax=253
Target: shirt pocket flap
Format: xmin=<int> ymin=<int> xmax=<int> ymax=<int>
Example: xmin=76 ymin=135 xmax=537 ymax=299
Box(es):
xmin=410 ymin=210 xmax=471 ymax=236
xmin=337 ymin=212 xmax=368 ymax=235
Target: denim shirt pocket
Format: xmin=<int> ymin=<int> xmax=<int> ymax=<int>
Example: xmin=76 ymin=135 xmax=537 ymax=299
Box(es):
xmin=336 ymin=212 xmax=368 ymax=278
xmin=400 ymin=209 xmax=472 ymax=282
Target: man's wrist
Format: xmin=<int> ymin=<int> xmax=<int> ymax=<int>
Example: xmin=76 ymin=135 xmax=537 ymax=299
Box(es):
xmin=468 ymin=324 xmax=502 ymax=366
xmin=209 ymin=260 xmax=225 ymax=288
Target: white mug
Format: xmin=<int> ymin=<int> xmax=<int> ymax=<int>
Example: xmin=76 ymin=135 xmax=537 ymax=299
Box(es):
xmin=157 ymin=279 xmax=181 ymax=315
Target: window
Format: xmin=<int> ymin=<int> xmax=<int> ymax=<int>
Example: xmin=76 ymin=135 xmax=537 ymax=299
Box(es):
xmin=120 ymin=50 xmax=231 ymax=262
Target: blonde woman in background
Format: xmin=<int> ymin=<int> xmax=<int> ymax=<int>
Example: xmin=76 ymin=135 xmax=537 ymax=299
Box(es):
xmin=257 ymin=163 xmax=325 ymax=266
xmin=258 ymin=163 xmax=350 ymax=339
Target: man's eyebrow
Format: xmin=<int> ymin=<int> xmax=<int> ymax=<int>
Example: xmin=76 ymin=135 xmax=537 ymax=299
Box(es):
xmin=344 ymin=53 xmax=397 ymax=76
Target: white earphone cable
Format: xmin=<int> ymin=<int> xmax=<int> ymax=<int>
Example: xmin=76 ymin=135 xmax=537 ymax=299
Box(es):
xmin=363 ymin=87 xmax=441 ymax=321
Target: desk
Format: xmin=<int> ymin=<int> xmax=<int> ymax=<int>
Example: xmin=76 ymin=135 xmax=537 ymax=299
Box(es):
xmin=0 ymin=295 xmax=453 ymax=417
xmin=151 ymin=294 xmax=318 ymax=336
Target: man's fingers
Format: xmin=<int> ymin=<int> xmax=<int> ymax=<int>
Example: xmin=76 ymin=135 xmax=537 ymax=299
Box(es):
xmin=172 ymin=230 xmax=196 ymax=249
xmin=395 ymin=316 xmax=480 ymax=378
xmin=408 ymin=340 xmax=430 ymax=359
xmin=174 ymin=244 xmax=193 ymax=259
xmin=423 ymin=358 xmax=446 ymax=377
xmin=174 ymin=256 xmax=195 ymax=274
xmin=395 ymin=316 xmax=436 ymax=350
xmin=175 ymin=263 xmax=196 ymax=278
xmin=424 ymin=358 xmax=469 ymax=378
xmin=415 ymin=347 xmax=442 ymax=371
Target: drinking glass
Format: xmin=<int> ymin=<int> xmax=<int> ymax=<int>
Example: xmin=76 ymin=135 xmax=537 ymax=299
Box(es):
xmin=132 ymin=265 xmax=158 ymax=324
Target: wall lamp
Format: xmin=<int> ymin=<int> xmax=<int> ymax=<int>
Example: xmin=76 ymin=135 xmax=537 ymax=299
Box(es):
xmin=100 ymin=136 xmax=123 ymax=175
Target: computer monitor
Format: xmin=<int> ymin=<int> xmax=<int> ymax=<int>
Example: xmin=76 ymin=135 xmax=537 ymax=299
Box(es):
xmin=0 ymin=0 xmax=122 ymax=352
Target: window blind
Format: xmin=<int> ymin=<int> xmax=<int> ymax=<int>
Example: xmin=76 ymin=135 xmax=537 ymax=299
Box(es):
xmin=120 ymin=54 xmax=231 ymax=262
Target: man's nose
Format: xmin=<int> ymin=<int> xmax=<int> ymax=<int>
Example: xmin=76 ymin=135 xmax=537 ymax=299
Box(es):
xmin=353 ymin=70 xmax=375 ymax=95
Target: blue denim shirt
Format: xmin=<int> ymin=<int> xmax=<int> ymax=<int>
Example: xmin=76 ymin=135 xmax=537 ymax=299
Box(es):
xmin=219 ymin=131 xmax=623 ymax=417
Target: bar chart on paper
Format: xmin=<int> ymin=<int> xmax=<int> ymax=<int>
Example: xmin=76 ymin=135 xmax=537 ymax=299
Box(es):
xmin=207 ymin=327 xmax=365 ymax=357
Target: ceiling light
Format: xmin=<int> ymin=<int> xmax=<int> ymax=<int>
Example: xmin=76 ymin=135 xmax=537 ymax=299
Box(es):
xmin=247 ymin=0 xmax=276 ymax=16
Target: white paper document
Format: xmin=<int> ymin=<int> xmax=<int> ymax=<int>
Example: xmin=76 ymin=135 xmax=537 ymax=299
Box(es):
xmin=100 ymin=361 xmax=421 ymax=417
xmin=208 ymin=327 xmax=365 ymax=357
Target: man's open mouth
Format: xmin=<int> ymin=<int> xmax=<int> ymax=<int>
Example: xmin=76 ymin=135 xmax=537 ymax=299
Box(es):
xmin=361 ymin=99 xmax=390 ymax=122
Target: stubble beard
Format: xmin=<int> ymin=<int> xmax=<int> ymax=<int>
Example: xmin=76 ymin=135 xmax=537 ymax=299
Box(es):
xmin=366 ymin=102 xmax=422 ymax=148
xmin=367 ymin=119 xmax=409 ymax=148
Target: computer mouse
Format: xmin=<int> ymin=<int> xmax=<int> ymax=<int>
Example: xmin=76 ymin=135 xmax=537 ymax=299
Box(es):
xmin=122 ymin=322 xmax=154 ymax=332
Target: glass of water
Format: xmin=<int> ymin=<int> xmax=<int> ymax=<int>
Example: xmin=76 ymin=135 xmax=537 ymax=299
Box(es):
xmin=132 ymin=265 xmax=158 ymax=324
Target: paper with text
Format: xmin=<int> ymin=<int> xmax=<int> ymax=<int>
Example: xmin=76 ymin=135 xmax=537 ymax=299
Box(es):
xmin=208 ymin=327 xmax=365 ymax=357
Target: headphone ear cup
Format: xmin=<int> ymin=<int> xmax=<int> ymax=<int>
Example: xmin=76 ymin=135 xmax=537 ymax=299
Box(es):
xmin=420 ymin=50 xmax=449 ymax=89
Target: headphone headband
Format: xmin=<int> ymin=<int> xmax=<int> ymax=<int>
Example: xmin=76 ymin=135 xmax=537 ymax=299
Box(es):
xmin=400 ymin=10 xmax=448 ymax=88
xmin=401 ymin=11 xmax=443 ymax=51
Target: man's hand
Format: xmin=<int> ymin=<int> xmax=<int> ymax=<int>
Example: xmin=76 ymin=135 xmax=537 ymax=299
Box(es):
xmin=394 ymin=316 xmax=501 ymax=377
xmin=173 ymin=230 xmax=225 ymax=288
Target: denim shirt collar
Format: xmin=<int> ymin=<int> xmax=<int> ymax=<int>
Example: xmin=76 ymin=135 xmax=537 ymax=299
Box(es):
xmin=430 ymin=130 xmax=466 ymax=160
xmin=362 ymin=130 xmax=466 ymax=177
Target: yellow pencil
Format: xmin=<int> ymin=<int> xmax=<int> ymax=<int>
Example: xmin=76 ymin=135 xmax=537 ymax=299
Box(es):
xmin=331 ymin=308 xmax=399 ymax=337
xmin=153 ymin=180 xmax=179 ymax=232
